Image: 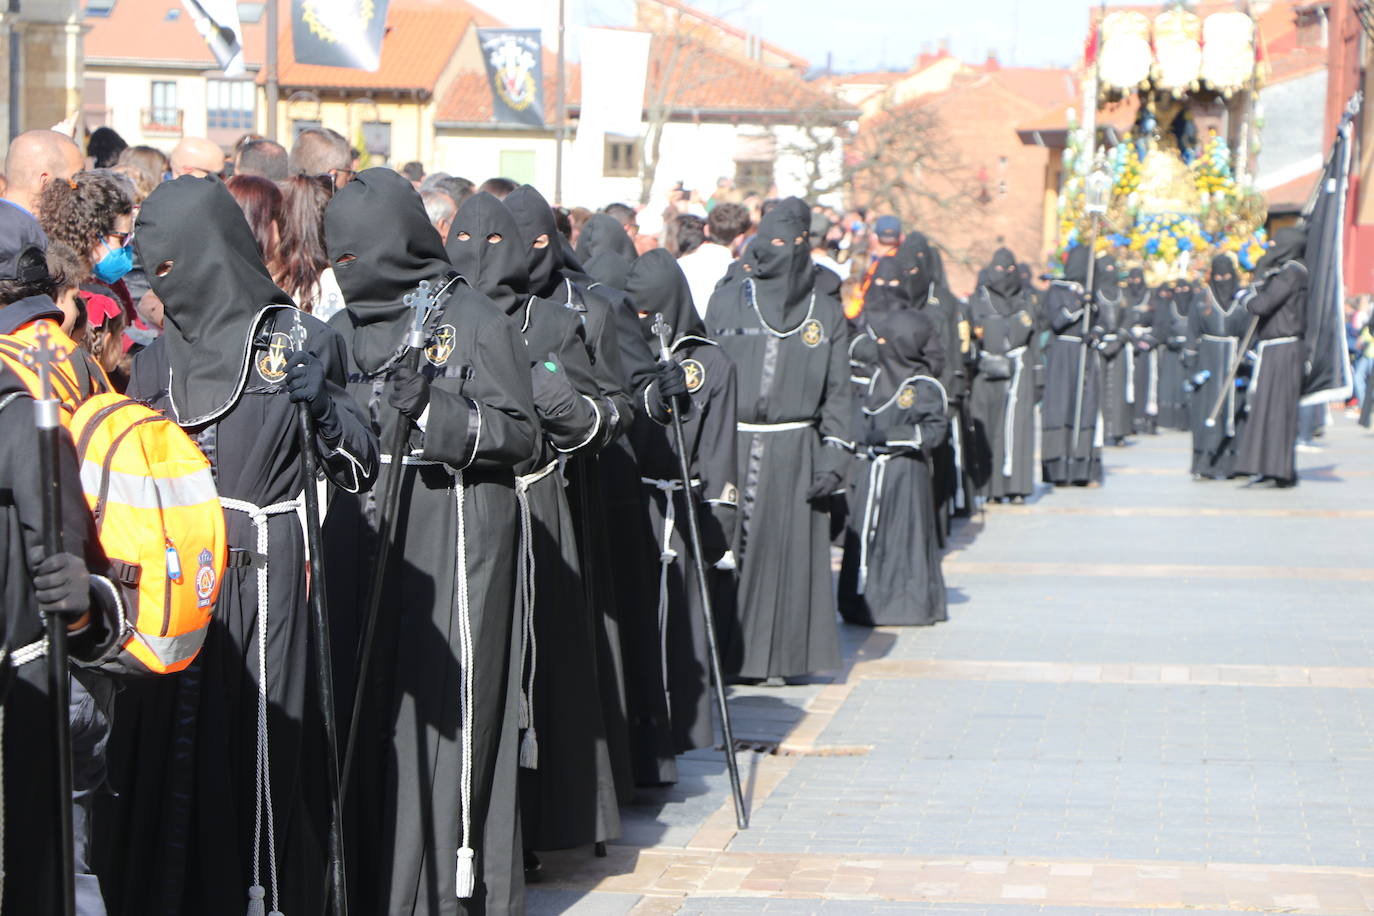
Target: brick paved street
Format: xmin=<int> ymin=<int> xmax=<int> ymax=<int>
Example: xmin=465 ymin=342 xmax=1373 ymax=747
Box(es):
xmin=529 ymin=415 xmax=1374 ymax=915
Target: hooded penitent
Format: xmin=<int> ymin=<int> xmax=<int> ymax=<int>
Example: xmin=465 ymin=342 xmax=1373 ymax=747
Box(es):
xmin=575 ymin=213 xmax=636 ymax=264
xmin=983 ymin=247 xmax=1023 ymax=314
xmin=446 ymin=191 xmax=528 ymax=316
xmin=324 ymin=167 xmax=453 ymax=375
xmin=1208 ymin=253 xmax=1239 ymax=304
xmin=1255 ymin=226 xmax=1307 ymax=275
xmin=745 ymin=198 xmax=815 ymax=327
xmin=871 ymin=308 xmax=938 ymax=406
xmin=136 ymin=174 xmax=294 ymax=425
xmin=861 ymin=255 xmax=911 ymax=319
xmin=1124 ymin=267 xmax=1148 ymax=306
xmin=1062 ymin=244 xmax=1091 ymax=287
xmin=504 ymin=184 xmax=567 ymax=299
xmin=896 ymin=233 xmax=934 ymax=303
xmin=623 ymin=247 xmax=704 ymax=347
xmin=583 ymin=251 xmax=635 ymax=293
xmin=1095 ymin=254 xmax=1121 ymax=301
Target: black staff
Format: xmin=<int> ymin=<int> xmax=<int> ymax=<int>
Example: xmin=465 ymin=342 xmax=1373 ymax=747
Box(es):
xmin=650 ymin=313 xmax=748 ymax=830
xmin=1069 ymin=234 xmax=1101 ymax=469
xmin=23 ymin=324 xmax=76 ymax=916
xmin=290 ymin=314 xmax=349 ymax=916
xmin=342 ymin=279 xmax=442 ymax=791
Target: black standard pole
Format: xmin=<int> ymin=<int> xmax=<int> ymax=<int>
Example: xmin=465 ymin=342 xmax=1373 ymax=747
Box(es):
xmin=1068 ymin=220 xmax=1100 ymax=473
xmin=28 ymin=325 xmax=76 ymax=916
xmin=292 ymin=321 xmax=349 ymax=916
xmin=650 ymin=314 xmax=748 ymax=830
xmin=341 ymin=282 xmax=439 ymax=793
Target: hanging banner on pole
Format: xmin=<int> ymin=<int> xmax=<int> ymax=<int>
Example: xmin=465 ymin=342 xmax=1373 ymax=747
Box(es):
xmin=181 ymin=0 xmax=246 ymax=76
xmin=579 ymin=27 xmax=650 ymax=137
xmin=292 ymin=0 xmax=390 ymax=72
xmin=478 ymin=29 xmax=546 ymax=128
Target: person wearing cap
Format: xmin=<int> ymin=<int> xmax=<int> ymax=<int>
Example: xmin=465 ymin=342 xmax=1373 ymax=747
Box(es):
xmin=847 ymin=215 xmax=903 ymax=321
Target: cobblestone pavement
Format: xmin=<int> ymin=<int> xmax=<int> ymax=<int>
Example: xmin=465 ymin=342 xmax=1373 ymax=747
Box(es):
xmin=529 ymin=415 xmax=1374 ymax=915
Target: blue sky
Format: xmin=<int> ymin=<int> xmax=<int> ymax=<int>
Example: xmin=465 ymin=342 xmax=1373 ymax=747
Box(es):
xmin=469 ymin=0 xmax=1096 ymax=73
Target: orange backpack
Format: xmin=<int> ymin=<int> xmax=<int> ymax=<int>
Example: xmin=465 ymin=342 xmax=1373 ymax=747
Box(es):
xmin=68 ymin=393 xmax=227 ymax=676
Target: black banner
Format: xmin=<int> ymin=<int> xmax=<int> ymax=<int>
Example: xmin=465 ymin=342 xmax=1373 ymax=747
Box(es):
xmin=1301 ymin=95 xmax=1359 ymax=405
xmin=292 ymin=0 xmax=390 ymax=72
xmin=478 ymin=29 xmax=545 ymax=128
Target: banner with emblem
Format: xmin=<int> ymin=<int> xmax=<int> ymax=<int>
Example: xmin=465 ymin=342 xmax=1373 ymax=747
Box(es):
xmin=292 ymin=0 xmax=390 ymax=72
xmin=478 ymin=28 xmax=546 ymax=128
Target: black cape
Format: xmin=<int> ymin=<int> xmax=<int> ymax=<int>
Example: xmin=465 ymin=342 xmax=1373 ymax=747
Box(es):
xmin=969 ymin=248 xmax=1038 ymax=498
xmin=1040 ymin=247 xmax=1102 ymax=485
xmin=1234 ymin=254 xmax=1308 ymax=484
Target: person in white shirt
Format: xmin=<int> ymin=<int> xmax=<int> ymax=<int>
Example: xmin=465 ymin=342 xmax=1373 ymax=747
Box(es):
xmin=676 ymin=202 xmax=751 ymax=319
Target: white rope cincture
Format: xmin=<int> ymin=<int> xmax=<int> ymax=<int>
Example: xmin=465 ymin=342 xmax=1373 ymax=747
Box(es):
xmin=453 ymin=473 xmax=477 ymax=899
xmin=513 ymin=461 xmax=557 ymax=770
xmin=221 ymin=495 xmax=301 ymax=916
xmin=1001 ymin=347 xmax=1027 ymax=479
xmin=1147 ymin=349 xmax=1160 ymax=417
xmin=640 ymin=477 xmax=701 ymax=705
xmin=1124 ymin=334 xmax=1136 ymax=406
xmin=856 ymin=454 xmax=891 ymax=596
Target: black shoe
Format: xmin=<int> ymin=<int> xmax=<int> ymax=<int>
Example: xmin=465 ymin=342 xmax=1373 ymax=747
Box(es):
xmin=524 ymin=850 xmax=542 ymax=878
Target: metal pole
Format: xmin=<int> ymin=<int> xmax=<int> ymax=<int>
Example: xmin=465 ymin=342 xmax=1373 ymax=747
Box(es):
xmin=554 ymin=0 xmax=565 ymax=204
xmin=8 ymin=0 xmax=23 ymax=143
xmin=265 ymin=0 xmax=278 ymax=141
xmin=1069 ymin=217 xmax=1099 ymax=472
xmin=651 ymin=314 xmax=748 ymax=830
xmin=291 ymin=320 xmax=349 ymax=916
xmin=1205 ymin=314 xmax=1259 ymax=428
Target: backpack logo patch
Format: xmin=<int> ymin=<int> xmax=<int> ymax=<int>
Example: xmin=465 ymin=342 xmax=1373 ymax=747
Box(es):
xmin=196 ymin=548 xmax=216 ymax=608
xmin=427 ymin=325 xmax=456 ymax=367
xmin=256 ymin=332 xmax=292 ymax=383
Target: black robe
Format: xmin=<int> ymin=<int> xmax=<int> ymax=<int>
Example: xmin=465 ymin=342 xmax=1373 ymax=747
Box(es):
xmin=1234 ymin=262 xmax=1308 ymax=483
xmin=1124 ymin=293 xmax=1159 ymax=435
xmin=107 ymin=314 xmax=377 ymax=916
xmin=1041 ymin=280 xmax=1102 ymax=485
xmin=968 ymin=286 xmax=1038 ymax=500
xmin=706 ymin=228 xmax=851 ymax=679
xmin=1095 ymin=291 xmax=1133 ymax=443
xmin=445 ymin=191 xmax=621 ymax=853
xmin=1155 ymin=289 xmax=1192 ymax=430
xmin=839 ymin=372 xmax=948 ymax=626
xmin=626 ymin=249 xmax=740 ymax=754
xmin=1187 ymin=287 xmax=1250 ymax=478
xmin=323 ymin=168 xmax=538 ymax=916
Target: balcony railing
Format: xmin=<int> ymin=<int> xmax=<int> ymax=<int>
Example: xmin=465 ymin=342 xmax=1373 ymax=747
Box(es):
xmin=141 ymin=108 xmax=184 ymax=135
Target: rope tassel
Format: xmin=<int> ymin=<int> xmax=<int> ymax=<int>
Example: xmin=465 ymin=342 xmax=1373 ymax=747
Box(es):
xmin=519 ymin=727 xmax=539 ymax=770
xmin=246 ymin=885 xmax=265 ymax=916
xmin=455 ymin=846 xmax=476 ymax=899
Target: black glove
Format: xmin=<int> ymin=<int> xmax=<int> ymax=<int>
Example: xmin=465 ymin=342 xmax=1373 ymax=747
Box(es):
xmin=805 ymin=470 xmax=843 ymax=503
xmin=656 ymin=360 xmax=689 ymax=405
xmin=28 ymin=546 xmax=90 ymax=621
xmin=284 ymin=350 xmax=341 ymax=435
xmin=530 ymin=356 xmax=580 ymax=417
xmin=701 ymin=503 xmax=735 ymax=564
xmin=388 ymin=366 xmax=431 ymax=421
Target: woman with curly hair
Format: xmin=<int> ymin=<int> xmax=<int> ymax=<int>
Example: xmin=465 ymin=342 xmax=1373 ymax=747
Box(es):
xmin=37 ymin=169 xmax=135 ymax=279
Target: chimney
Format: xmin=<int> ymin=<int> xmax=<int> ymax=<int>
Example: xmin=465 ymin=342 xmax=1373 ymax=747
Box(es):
xmin=985 ymin=49 xmax=1000 ymax=71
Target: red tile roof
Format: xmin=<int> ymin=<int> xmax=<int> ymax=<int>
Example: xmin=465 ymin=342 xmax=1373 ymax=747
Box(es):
xmin=437 ymin=31 xmax=852 ymax=127
xmin=639 ymin=0 xmax=808 ymax=70
xmin=987 ymin=68 xmax=1076 ymax=112
xmin=271 ymin=0 xmax=494 ymax=93
xmin=84 ymin=0 xmax=270 ymax=66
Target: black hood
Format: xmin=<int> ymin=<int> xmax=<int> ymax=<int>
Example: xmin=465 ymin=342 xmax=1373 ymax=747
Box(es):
xmin=862 ymin=254 xmax=910 ymax=318
xmin=446 ymin=191 xmax=528 ymax=316
xmin=871 ymin=308 xmax=937 ymax=405
xmin=1208 ymin=252 xmax=1239 ymax=304
xmin=325 ymin=167 xmax=453 ymax=374
xmin=1063 ymin=245 xmax=1091 ymax=286
xmin=1124 ymin=267 xmax=1148 ymax=306
xmin=896 ymin=232 xmax=934 ymax=303
xmin=584 ymin=251 xmax=635 ymax=292
xmin=744 ymin=198 xmax=814 ymax=325
xmin=576 ymin=213 xmax=636 ymax=263
xmin=1255 ymin=226 xmax=1307 ymax=275
xmin=1095 ymin=253 xmax=1121 ymax=300
xmin=504 ymin=184 xmax=563 ymax=298
xmin=136 ymin=174 xmax=293 ymax=425
xmin=984 ymin=246 xmax=1022 ymax=310
xmin=624 ymin=247 xmax=704 ymax=347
